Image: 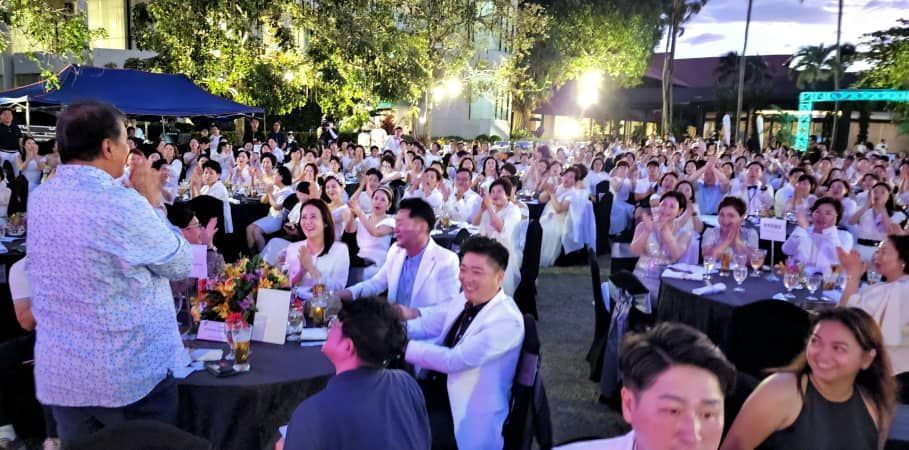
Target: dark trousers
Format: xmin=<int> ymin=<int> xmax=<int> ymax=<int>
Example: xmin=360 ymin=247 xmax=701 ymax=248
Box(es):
xmin=51 ymin=375 xmax=177 ymax=446
xmin=418 ymin=379 xmax=458 ymax=450
xmin=0 ymin=332 xmax=57 ymax=438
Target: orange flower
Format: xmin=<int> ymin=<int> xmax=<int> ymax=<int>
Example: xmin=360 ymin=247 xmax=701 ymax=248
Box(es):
xmin=216 ymin=278 xmax=236 ymax=299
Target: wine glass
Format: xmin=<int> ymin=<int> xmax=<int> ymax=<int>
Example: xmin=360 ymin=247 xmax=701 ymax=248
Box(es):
xmin=732 ymin=265 xmax=748 ymax=292
xmin=782 ymin=271 xmax=799 ymax=300
xmin=806 ymin=272 xmax=823 ymax=301
xmin=703 ymin=255 xmax=716 ymax=282
xmin=750 ymin=249 xmax=766 ymax=277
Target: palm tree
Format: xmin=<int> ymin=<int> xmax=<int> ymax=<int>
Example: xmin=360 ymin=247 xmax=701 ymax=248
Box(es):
xmin=661 ymin=0 xmax=709 ymax=136
xmin=716 ymin=52 xmax=772 ymax=138
xmin=788 ymin=44 xmax=836 ymax=90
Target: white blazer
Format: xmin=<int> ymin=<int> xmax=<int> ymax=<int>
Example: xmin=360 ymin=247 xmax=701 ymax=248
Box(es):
xmin=406 ymin=290 xmax=525 ymax=450
xmin=347 ymin=238 xmax=459 ymax=308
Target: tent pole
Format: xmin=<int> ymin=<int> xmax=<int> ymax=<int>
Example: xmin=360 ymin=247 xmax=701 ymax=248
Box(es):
xmin=25 ymin=99 xmax=30 ymax=134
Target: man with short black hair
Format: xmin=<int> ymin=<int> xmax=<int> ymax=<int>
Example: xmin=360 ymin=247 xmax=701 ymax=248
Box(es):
xmin=339 ymin=198 xmax=459 ymax=309
xmin=557 ymin=323 xmax=736 ymax=450
xmin=281 ymin=298 xmax=431 ymax=450
xmin=0 ymin=108 xmax=22 ymax=176
xmin=27 ymin=101 xmax=193 ymax=445
xmin=267 ymin=120 xmax=286 ymax=149
xmin=397 ymin=236 xmax=524 ymax=450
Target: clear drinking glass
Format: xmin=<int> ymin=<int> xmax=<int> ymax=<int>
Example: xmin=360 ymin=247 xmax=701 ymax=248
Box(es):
xmin=733 ymin=265 xmax=748 ymax=292
xmin=703 ymin=256 xmax=716 ymax=282
xmin=806 ymin=272 xmax=823 ymax=301
xmin=783 ymin=271 xmax=799 ymax=299
xmin=231 ymin=324 xmax=252 ymax=372
xmin=286 ymin=306 xmax=304 ymax=341
xmin=224 ymin=322 xmax=236 ymax=360
xmin=750 ymin=249 xmax=766 ymax=277
xmin=867 ymin=268 xmax=882 ymax=284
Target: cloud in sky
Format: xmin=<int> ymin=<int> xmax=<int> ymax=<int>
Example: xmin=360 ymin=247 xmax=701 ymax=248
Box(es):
xmin=661 ymin=0 xmax=908 ymax=59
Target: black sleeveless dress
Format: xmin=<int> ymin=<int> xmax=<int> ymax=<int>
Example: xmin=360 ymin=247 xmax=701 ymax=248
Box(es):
xmin=759 ymin=376 xmax=878 ymax=450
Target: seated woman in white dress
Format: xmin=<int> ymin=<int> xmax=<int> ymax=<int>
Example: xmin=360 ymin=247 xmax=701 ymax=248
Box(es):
xmin=585 ymin=156 xmax=609 ymax=197
xmin=701 ymin=196 xmax=758 ymax=260
xmin=825 ymin=178 xmax=858 ymax=228
xmin=839 ymin=234 xmax=909 ymax=387
xmin=782 ymin=196 xmax=853 ymax=275
xmin=781 ymin=174 xmax=817 ymax=219
xmin=539 ymin=167 xmax=588 ymax=267
xmin=320 ymin=175 xmax=352 ymax=240
xmin=189 ymin=160 xmax=233 ymax=233
xmin=260 ymin=182 xmax=313 ymax=265
xmin=255 ymin=153 xmax=278 ymax=191
xmin=229 ymin=150 xmax=255 ymax=190
xmin=474 ymin=156 xmax=500 ymax=193
xmin=342 ymin=187 xmax=396 ymax=279
xmin=246 ymin=165 xmax=295 ymax=253
xmin=630 ymin=191 xmax=693 ymax=297
xmin=850 ymin=181 xmax=907 ymax=260
xmin=648 ymin=172 xmax=679 ymax=209
xmin=283 ymin=199 xmax=350 ymax=292
xmin=675 ymin=180 xmax=705 ymax=264
xmin=17 ymin=136 xmax=45 ymax=192
xmin=471 ymin=177 xmax=523 ymax=295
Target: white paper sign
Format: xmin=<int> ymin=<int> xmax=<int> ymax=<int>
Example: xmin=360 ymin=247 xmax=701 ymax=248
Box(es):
xmin=190 ymin=245 xmax=209 ymax=279
xmin=196 ymin=320 xmax=227 ymax=342
xmin=759 ymin=218 xmax=787 ymax=242
xmin=253 ymin=288 xmax=291 ymax=344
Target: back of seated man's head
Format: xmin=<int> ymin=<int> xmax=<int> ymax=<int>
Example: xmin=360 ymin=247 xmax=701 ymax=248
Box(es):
xmin=618 ymin=322 xmax=735 ymax=450
xmin=323 ymin=298 xmax=407 ymax=371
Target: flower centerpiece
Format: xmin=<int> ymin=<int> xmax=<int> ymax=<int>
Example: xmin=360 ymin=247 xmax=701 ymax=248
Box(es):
xmin=191 ymin=255 xmax=290 ymax=326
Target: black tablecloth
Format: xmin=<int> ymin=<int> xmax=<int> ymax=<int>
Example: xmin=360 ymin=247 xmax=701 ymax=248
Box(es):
xmin=431 ymin=227 xmax=469 ymax=250
xmin=657 ymin=274 xmax=822 ymax=352
xmin=525 ymin=200 xmax=545 ymax=221
xmin=178 ymin=341 xmax=334 ymax=450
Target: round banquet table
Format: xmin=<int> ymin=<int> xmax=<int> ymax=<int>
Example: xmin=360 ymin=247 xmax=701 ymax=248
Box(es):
xmin=430 ymin=224 xmax=477 ymax=250
xmin=656 ymin=272 xmax=832 ymax=352
xmin=524 ymin=200 xmax=545 ymax=221
xmin=178 ymin=341 xmax=334 ymax=450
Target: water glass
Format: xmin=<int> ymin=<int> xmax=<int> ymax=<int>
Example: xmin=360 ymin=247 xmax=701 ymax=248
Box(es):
xmin=223 ymin=322 xmax=236 ymax=360
xmin=782 ymin=271 xmax=799 ymax=300
xmin=286 ymin=306 xmax=304 ymax=341
xmin=750 ymin=249 xmax=767 ymax=277
xmin=867 ymin=269 xmax=882 ymax=284
xmin=806 ymin=272 xmax=823 ymax=301
xmin=231 ymin=324 xmax=252 ymax=372
xmin=733 ymin=265 xmax=748 ymax=292
xmin=703 ymin=256 xmax=716 ymax=282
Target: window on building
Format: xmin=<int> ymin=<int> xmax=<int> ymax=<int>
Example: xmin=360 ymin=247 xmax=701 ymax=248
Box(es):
xmin=88 ymin=0 xmax=127 ymax=50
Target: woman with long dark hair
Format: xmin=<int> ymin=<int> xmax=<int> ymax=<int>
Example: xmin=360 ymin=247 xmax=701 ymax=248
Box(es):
xmin=722 ymin=307 xmax=896 ymax=450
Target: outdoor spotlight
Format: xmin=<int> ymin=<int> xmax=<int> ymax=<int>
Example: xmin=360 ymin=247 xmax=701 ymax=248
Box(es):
xmin=432 ymin=84 xmax=447 ymax=101
xmin=283 ymin=71 xmax=295 ymax=82
xmin=444 ymin=78 xmax=462 ymax=98
xmin=576 ymin=70 xmax=603 ymax=109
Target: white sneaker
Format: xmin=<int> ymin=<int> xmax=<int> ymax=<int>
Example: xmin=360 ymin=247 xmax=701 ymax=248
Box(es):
xmin=42 ymin=438 xmax=61 ymax=450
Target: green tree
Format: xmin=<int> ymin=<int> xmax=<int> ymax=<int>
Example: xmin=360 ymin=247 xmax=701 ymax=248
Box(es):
xmin=714 ymin=52 xmax=772 ymax=139
xmin=859 ymin=19 xmax=909 ymax=133
xmin=0 ymin=0 xmax=105 ymax=87
xmin=788 ymin=44 xmax=836 ymax=90
xmin=661 ymin=0 xmax=708 ymax=136
xmin=130 ymin=0 xmax=310 ymax=116
xmin=512 ymin=0 xmax=664 ymax=133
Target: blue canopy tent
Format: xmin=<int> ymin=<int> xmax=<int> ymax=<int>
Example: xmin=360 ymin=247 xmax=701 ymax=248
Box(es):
xmin=0 ymin=65 xmax=264 ymax=131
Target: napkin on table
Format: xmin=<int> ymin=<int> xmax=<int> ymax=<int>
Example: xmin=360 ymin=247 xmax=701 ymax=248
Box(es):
xmin=692 ymin=283 xmax=726 ymax=295
xmin=662 ymin=268 xmax=702 ymax=281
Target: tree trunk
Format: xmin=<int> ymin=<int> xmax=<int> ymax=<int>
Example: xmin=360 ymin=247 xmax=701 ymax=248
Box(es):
xmin=668 ymin=19 xmax=678 ymax=139
xmin=661 ymin=20 xmax=674 ymax=135
xmin=857 ymin=106 xmax=870 ymax=143
xmin=830 ymin=0 xmax=844 ymax=151
xmin=734 ymin=0 xmax=753 ymax=145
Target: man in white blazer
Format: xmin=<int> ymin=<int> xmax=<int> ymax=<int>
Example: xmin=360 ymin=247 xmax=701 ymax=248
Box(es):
xmin=397 ymin=236 xmax=525 ymax=450
xmin=340 ymin=198 xmax=460 ymax=309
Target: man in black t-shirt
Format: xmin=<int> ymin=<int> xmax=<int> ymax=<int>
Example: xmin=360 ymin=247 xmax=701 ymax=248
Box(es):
xmin=281 ymin=299 xmax=430 ymax=450
xmin=0 ymin=109 xmax=22 ymax=176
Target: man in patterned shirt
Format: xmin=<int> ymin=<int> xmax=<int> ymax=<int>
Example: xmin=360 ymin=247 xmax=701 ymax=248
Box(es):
xmin=26 ymin=101 xmax=193 ymax=445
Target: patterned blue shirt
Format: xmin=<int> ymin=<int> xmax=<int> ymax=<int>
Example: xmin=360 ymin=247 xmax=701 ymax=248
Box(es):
xmin=27 ymin=165 xmax=193 ymax=407
xmin=395 ymin=242 xmax=428 ymax=308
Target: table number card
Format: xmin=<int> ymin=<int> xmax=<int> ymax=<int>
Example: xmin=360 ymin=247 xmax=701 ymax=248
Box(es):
xmin=253 ymin=289 xmax=291 ymax=344
xmin=190 ymin=245 xmax=209 ymax=279
xmin=759 ymin=218 xmax=787 ymax=242
xmin=197 ymin=320 xmax=227 ymax=343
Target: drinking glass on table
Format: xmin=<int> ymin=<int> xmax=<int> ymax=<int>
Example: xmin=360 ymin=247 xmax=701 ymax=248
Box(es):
xmin=782 ymin=271 xmax=799 ymax=300
xmin=806 ymin=272 xmax=823 ymax=301
xmin=733 ymin=264 xmax=748 ymax=292
xmin=703 ymin=256 xmax=716 ymax=282
xmin=231 ymin=323 xmax=252 ymax=372
xmin=867 ymin=267 xmax=882 ymax=284
xmin=224 ymin=322 xmax=236 ymax=360
xmin=750 ymin=249 xmax=766 ymax=277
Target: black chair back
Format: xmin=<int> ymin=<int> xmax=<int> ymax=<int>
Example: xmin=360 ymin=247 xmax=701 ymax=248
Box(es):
xmin=282 ymin=193 xmax=299 ymax=211
xmin=595 ymin=192 xmax=613 ymax=255
xmin=502 ymin=314 xmax=553 ymax=450
xmin=728 ymin=299 xmax=811 ymax=378
xmin=595 ymin=180 xmax=610 ymax=197
xmin=599 ymin=270 xmax=651 ymax=399
xmin=514 ymin=220 xmax=542 ymax=319
xmin=187 ymin=195 xmax=227 ymax=255
xmin=7 ymin=174 xmax=28 ymax=215
xmin=586 ymin=249 xmax=610 ymax=382
xmin=67 ymin=419 xmax=212 ymax=450
xmin=452 ymin=227 xmax=471 ymax=252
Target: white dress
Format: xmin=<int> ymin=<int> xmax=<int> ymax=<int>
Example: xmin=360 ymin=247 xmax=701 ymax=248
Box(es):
xmin=283 ymin=240 xmax=350 ymax=292
xmin=22 ymin=158 xmax=42 ymax=192
xmin=539 ymin=186 xmax=586 ymax=267
xmin=478 ymin=202 xmax=523 ymax=296
xmin=855 ymin=209 xmax=907 ymax=260
xmin=230 ymin=165 xmax=254 ymax=186
xmin=252 ymin=185 xmax=295 ymax=234
xmin=330 ymin=204 xmax=349 ymax=241
xmin=355 ymin=215 xmax=396 ymax=279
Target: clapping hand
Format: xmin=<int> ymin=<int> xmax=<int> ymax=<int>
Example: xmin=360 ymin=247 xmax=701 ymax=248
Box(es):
xmin=130 ymin=159 xmax=162 ymax=206
xmin=200 ymin=218 xmax=218 ymax=248
xmin=298 ymin=242 xmax=315 ymax=273
xmin=836 ymin=247 xmax=866 ymax=279
xmin=796 ymin=206 xmax=810 ymax=229
xmin=482 ymin=194 xmax=494 ymax=211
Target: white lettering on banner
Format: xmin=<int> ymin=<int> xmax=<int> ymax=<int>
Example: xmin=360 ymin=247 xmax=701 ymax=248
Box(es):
xmin=759 ymin=218 xmax=787 ymax=242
